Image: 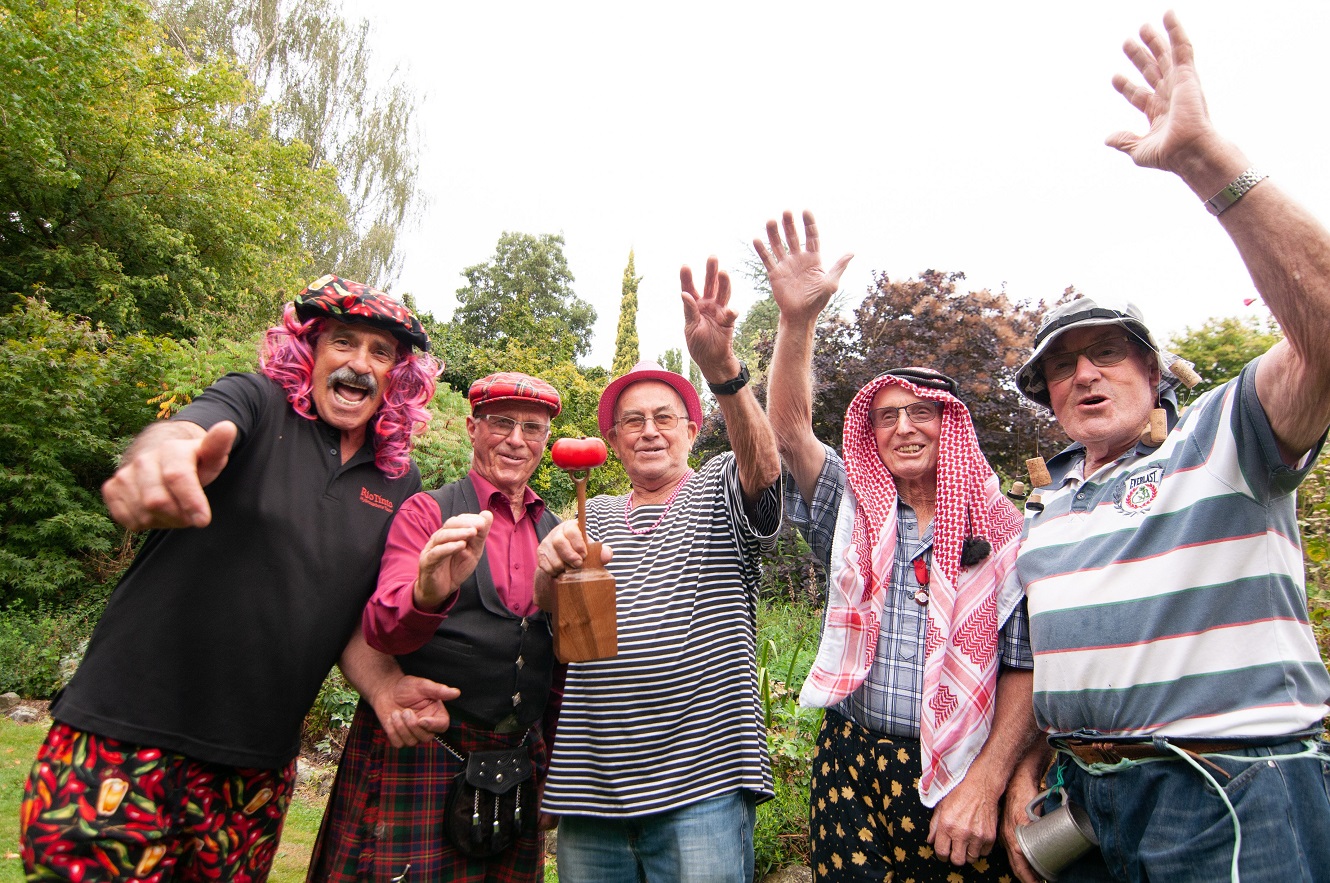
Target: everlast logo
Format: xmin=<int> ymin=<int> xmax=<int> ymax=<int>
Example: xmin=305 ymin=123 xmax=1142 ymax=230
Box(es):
xmin=360 ymin=487 xmax=395 ymax=513
xmin=1116 ymin=466 xmax=1164 ymax=516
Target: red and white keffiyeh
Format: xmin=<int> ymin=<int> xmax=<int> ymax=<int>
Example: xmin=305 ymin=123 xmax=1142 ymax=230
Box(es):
xmin=798 ymin=372 xmax=1025 ymax=807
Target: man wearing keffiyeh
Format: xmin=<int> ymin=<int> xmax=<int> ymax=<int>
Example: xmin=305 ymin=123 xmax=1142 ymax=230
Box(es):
xmin=760 ymin=211 xmax=1043 ymax=883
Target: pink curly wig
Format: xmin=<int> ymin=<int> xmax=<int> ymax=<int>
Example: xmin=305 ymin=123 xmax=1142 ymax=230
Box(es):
xmin=260 ymin=304 xmax=439 ymax=479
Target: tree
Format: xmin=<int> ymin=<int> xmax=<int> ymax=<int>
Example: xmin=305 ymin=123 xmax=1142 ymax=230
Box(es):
xmin=658 ymin=348 xmax=683 ymax=375
xmin=0 ymin=300 xmax=178 ymax=609
xmin=0 ymin=0 xmax=344 ymax=338
xmin=612 ymin=250 xmax=641 ymax=375
xmin=734 ymin=297 xmax=780 ymax=381
xmin=450 ymin=232 xmax=596 ymax=369
xmin=153 ymin=0 xmax=422 ymax=286
xmin=808 ymin=270 xmax=1064 ymax=479
xmin=1167 ymin=315 xmax=1282 ymax=396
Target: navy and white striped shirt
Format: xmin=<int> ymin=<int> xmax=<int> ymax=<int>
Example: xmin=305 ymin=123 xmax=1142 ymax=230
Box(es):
xmin=543 ymin=453 xmax=782 ymax=816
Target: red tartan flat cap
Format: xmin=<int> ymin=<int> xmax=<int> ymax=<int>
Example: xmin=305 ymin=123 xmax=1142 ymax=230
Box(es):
xmin=293 ymin=274 xmax=430 ymax=351
xmin=468 ymin=372 xmax=562 ymax=417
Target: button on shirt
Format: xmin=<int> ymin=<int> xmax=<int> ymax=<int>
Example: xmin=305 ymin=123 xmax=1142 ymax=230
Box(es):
xmin=468 ymin=469 xmax=544 ymax=617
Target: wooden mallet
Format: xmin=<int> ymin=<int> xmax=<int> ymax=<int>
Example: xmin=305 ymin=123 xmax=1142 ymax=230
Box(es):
xmin=548 ymin=437 xmax=618 ymax=662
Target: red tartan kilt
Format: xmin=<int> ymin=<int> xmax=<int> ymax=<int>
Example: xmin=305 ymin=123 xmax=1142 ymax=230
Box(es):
xmin=306 ymin=701 xmax=548 ymax=883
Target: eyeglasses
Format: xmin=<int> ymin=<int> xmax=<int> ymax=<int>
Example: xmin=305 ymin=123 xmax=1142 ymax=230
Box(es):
xmin=615 ymin=412 xmax=681 ymax=434
xmin=479 ymin=413 xmax=551 ymax=441
xmin=868 ymin=401 xmax=943 ymax=430
xmin=1040 ymin=336 xmax=1135 ymax=384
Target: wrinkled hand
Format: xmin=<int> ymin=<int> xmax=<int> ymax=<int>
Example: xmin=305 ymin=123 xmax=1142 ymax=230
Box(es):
xmin=415 ymin=511 xmax=493 ymax=610
xmin=370 ymin=674 xmax=460 ymax=749
xmin=534 ymin=521 xmax=613 ymax=609
xmin=929 ymin=776 xmax=999 ymax=868
xmin=755 ymin=210 xmax=853 ymax=325
xmin=102 ymin=421 xmax=237 ymax=531
xmin=1106 ymin=11 xmax=1217 ymax=173
xmin=1002 ymin=763 xmax=1046 ymax=883
xmin=680 ymin=257 xmax=740 ymax=381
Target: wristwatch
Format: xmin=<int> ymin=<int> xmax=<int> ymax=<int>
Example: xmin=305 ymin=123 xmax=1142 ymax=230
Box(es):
xmin=1204 ymin=168 xmax=1267 ymax=216
xmin=707 ymin=362 xmax=750 ymax=396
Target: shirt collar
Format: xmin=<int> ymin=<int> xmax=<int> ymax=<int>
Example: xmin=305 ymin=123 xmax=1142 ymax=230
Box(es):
xmin=468 ymin=468 xmax=544 ymax=518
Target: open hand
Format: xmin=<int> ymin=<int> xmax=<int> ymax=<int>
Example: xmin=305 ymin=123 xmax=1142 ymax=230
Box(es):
xmin=755 ymin=210 xmax=853 ymax=325
xmin=1106 ymin=12 xmax=1217 ymax=174
xmin=680 ymin=257 xmax=740 ymax=381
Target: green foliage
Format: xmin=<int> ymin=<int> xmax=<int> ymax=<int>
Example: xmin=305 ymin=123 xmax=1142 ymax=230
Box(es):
xmin=303 ymin=667 xmax=360 ymax=756
xmin=758 ymin=525 xmax=825 ymax=606
xmin=612 ymin=250 xmax=641 ymax=376
xmin=786 ymin=270 xmax=1063 ymax=478
xmin=0 ymin=300 xmax=179 ymax=607
xmin=1297 ymin=451 xmax=1330 ymax=725
xmin=155 ymin=0 xmax=424 ymax=286
xmin=412 ymin=386 xmax=475 ymax=490
xmin=0 ymin=0 xmax=343 ymax=340
xmin=658 ymin=347 xmax=683 ymax=375
xmin=449 ymin=232 xmax=597 ymax=375
xmin=0 ymin=602 xmax=102 ymax=697
xmin=1167 ymin=315 xmax=1283 ymax=395
xmin=734 ymin=297 xmax=780 ymax=382
xmin=754 ymin=600 xmax=824 ymax=876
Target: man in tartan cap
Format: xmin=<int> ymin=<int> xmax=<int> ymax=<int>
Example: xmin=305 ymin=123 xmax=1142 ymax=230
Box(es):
xmin=311 ymin=371 xmax=566 ymax=883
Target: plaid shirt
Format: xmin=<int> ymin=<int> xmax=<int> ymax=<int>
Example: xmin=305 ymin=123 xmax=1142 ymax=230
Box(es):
xmin=784 ymin=445 xmax=1033 ymax=738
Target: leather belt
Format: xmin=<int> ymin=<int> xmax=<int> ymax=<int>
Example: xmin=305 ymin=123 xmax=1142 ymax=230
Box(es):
xmin=1057 ymin=737 xmax=1261 ymax=765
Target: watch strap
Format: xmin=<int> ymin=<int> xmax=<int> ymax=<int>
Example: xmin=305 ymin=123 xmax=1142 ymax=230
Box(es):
xmin=707 ymin=362 xmax=750 ymax=396
xmin=1204 ymin=168 xmax=1267 ymax=216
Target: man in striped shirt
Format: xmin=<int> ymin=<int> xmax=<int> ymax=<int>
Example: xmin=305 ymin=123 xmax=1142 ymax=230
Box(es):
xmin=1006 ymin=14 xmax=1330 ymax=883
xmin=534 ymin=257 xmax=783 ymax=882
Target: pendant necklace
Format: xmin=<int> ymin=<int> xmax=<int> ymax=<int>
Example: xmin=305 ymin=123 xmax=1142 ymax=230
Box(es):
xmin=912 ymin=554 xmax=931 ymax=606
xmin=625 ymin=469 xmax=693 ymax=535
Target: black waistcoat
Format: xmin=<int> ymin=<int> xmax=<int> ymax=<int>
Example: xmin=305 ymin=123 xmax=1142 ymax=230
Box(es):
xmin=397 ymin=477 xmax=561 ymax=732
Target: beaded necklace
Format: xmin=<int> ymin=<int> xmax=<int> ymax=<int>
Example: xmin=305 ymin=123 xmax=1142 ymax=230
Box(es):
xmin=624 ymin=469 xmax=693 ymax=535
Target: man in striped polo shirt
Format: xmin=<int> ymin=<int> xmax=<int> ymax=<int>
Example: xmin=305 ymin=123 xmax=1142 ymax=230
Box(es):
xmin=534 ymin=257 xmax=783 ymax=882
xmin=1006 ymin=14 xmax=1330 ymax=883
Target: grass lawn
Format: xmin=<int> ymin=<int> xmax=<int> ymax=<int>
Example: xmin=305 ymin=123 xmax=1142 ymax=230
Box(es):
xmin=1 ymin=718 xmax=49 ymax=883
xmin=0 ymin=717 xmax=330 ymax=883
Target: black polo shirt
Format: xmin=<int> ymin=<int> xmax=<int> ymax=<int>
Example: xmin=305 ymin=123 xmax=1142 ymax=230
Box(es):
xmin=53 ymin=373 xmax=422 ymax=768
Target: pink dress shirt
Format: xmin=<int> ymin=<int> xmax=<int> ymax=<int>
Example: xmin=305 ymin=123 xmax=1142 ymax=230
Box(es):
xmin=363 ymin=470 xmax=546 ymax=655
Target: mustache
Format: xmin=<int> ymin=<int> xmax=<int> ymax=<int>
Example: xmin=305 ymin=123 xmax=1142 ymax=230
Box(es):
xmin=327 ymin=366 xmax=379 ymax=398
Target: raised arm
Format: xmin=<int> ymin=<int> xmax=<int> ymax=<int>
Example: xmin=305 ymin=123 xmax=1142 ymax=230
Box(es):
xmin=757 ymin=211 xmax=853 ymax=504
xmin=680 ymin=256 xmax=782 ymax=504
xmin=1108 ymin=12 xmax=1330 ymax=461
xmin=102 ymin=419 xmax=237 ymax=530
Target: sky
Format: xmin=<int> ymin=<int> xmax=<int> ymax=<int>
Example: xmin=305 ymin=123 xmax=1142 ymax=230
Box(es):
xmin=339 ymin=0 xmax=1330 ymax=372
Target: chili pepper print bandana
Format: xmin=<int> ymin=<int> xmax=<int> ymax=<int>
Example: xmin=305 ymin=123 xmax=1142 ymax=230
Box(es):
xmin=798 ymin=371 xmax=1026 ymax=807
xmin=294 ymin=274 xmax=431 ymax=351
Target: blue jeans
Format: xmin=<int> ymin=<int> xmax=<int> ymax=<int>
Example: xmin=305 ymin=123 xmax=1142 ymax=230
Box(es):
xmin=556 ymin=790 xmax=757 ymax=883
xmin=1045 ymin=739 xmax=1330 ymax=883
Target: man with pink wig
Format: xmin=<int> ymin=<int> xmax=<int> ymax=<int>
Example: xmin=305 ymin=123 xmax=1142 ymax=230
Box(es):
xmin=22 ymin=275 xmax=451 ymax=883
